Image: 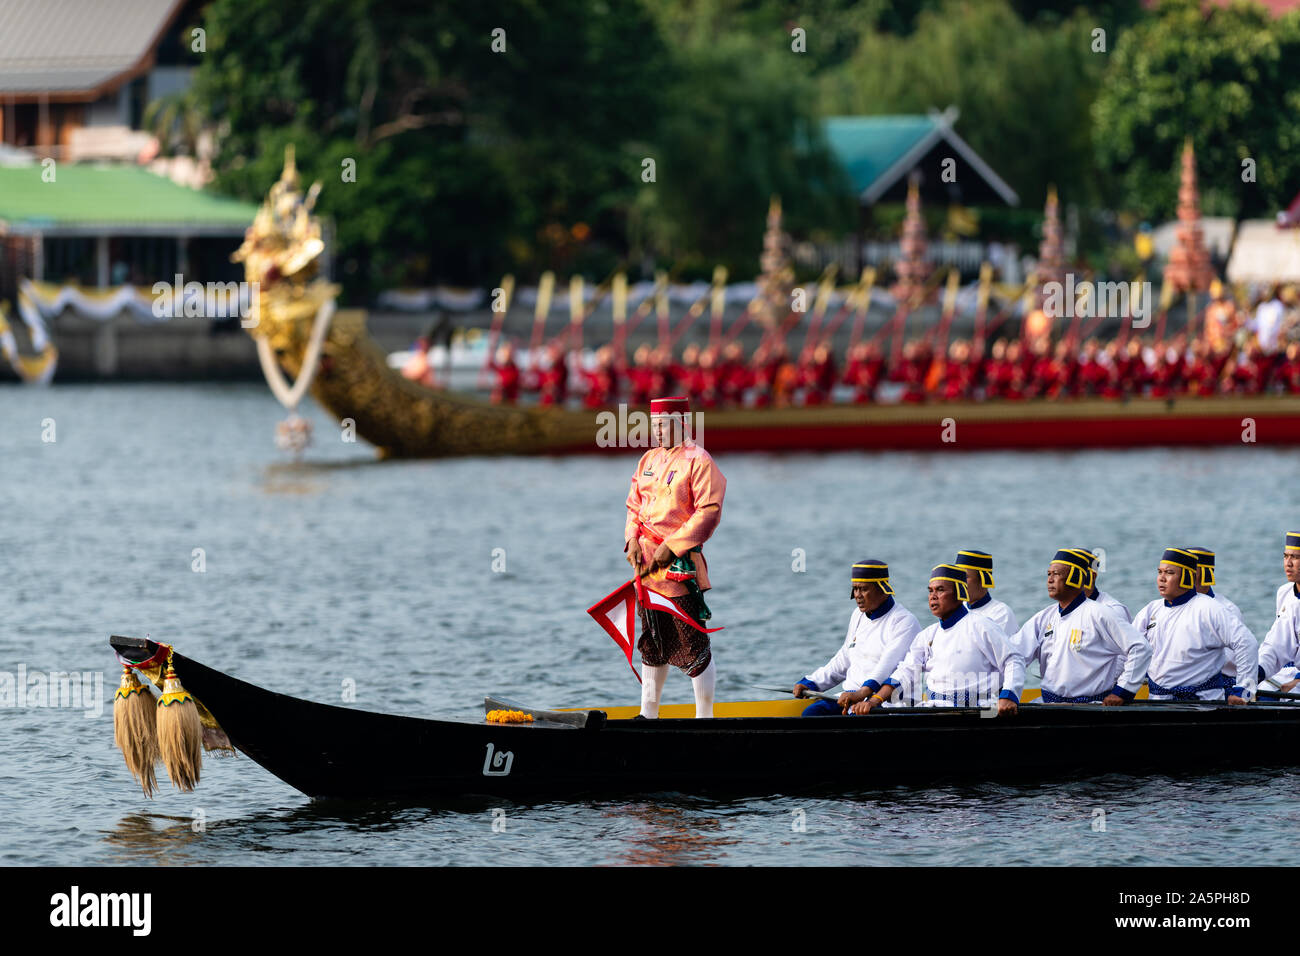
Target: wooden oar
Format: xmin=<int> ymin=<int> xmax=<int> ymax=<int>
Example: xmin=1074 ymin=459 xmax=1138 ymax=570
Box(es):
xmin=477 ymin=273 xmax=515 ymax=387
xmin=753 ymin=684 xmax=840 ymax=703
xmin=1256 ymin=689 xmax=1300 ymax=701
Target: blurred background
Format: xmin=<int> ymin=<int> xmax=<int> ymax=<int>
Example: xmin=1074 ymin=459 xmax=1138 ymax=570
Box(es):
xmin=3 ymin=0 xmax=1299 ymax=392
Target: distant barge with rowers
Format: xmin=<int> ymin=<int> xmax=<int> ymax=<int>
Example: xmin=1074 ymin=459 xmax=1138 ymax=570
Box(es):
xmin=235 ymin=152 xmax=1299 ymax=459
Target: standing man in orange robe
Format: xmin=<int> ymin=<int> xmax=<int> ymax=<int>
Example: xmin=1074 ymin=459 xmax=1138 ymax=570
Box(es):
xmin=624 ymin=396 xmax=726 ymax=718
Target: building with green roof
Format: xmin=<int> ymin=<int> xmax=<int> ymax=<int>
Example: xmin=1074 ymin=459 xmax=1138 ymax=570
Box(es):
xmin=815 ymin=108 xmax=1019 ymax=275
xmin=823 ymin=108 xmax=1018 ymax=209
xmin=0 ymin=161 xmax=256 ymax=297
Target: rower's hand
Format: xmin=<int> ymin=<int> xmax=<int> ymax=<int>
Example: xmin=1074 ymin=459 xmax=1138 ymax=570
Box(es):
xmin=851 ymin=697 xmax=880 ymax=716
xmin=997 ymin=699 xmax=1017 ymax=717
xmin=1227 ymin=694 xmax=1246 ymax=706
xmin=792 ymin=683 xmax=808 ymax=699
xmin=838 ymin=688 xmax=870 ymax=711
xmin=652 ymin=540 xmax=675 ymax=567
xmin=1281 ymin=679 xmax=1299 ymax=692
xmin=1102 ymin=693 xmax=1125 ymax=706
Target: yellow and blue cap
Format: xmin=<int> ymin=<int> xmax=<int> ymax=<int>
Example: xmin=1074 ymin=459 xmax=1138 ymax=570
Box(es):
xmin=1050 ymin=549 xmax=1091 ymax=590
xmin=955 ymin=550 xmax=995 ymax=588
xmin=851 ymin=559 xmax=893 ymax=597
xmin=1187 ymin=547 xmax=1215 ymax=588
xmin=1286 ymin=532 xmax=1300 ymax=553
xmin=1064 ymin=548 xmax=1099 ymax=590
xmin=930 ymin=564 xmax=970 ymax=602
xmin=1159 ymin=548 xmax=1199 ymax=591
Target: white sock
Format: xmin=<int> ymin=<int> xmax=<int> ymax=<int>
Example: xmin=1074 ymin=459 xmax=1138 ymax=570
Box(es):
xmin=692 ymin=658 xmax=716 ymax=718
xmin=640 ymin=664 xmax=669 ymax=718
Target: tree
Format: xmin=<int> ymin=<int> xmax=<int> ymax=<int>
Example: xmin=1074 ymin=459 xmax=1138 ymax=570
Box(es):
xmin=1093 ymin=0 xmax=1300 ymax=220
xmin=189 ymin=0 xmax=670 ymax=298
xmin=819 ymin=0 xmax=1105 ymax=209
xmin=631 ymin=30 xmax=854 ymax=277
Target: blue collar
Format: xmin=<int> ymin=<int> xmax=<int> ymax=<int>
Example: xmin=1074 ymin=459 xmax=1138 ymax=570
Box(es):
xmin=867 ymin=595 xmax=895 ymax=621
xmin=1205 ymin=586 xmax=1215 ymax=599
xmin=940 ymin=605 xmax=968 ymax=629
xmin=1088 ymin=586 xmax=1100 ymax=600
xmin=968 ymin=593 xmax=992 ymax=610
xmin=1293 ymin=583 xmax=1299 ymax=599
xmin=1059 ymin=592 xmax=1087 ymax=616
xmin=1163 ymin=589 xmax=1196 ymax=608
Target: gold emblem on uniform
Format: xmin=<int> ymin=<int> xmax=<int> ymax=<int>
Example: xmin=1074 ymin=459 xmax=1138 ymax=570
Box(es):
xmin=1068 ymin=627 xmax=1083 ymax=650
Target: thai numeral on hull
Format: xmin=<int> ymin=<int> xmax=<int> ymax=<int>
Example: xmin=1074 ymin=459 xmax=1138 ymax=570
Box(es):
xmin=483 ymin=743 xmax=514 ymax=776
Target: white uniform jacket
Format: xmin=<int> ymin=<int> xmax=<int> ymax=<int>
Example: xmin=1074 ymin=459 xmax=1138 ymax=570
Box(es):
xmin=1259 ymin=602 xmax=1300 ymax=682
xmin=1014 ymin=593 xmax=1150 ymax=700
xmin=1009 ymin=604 xmax=1050 ymax=659
xmin=966 ymin=594 xmax=1019 ymax=639
xmin=885 ymin=606 xmax=1024 ymax=706
xmin=1209 ymin=589 xmax=1255 ymax=681
xmin=1132 ymin=591 xmax=1258 ymax=698
xmin=801 ymin=597 xmax=922 ymax=693
xmin=1093 ymin=589 xmax=1132 ymax=623
xmin=1276 ymin=582 xmax=1300 ymax=620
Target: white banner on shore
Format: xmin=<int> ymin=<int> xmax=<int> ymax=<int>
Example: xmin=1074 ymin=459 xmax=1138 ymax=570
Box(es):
xmin=18 ymin=279 xmax=161 ymax=329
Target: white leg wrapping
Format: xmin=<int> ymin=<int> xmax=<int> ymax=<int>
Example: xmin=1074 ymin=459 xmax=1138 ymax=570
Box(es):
xmin=640 ymin=663 xmax=669 ymax=718
xmin=692 ymin=658 xmax=716 ymax=718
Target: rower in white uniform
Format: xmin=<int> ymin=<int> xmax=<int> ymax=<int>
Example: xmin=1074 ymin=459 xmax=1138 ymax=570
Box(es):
xmin=1013 ymin=549 xmax=1150 ymax=704
xmin=1255 ymin=536 xmax=1300 ymax=691
xmin=1186 ymin=547 xmax=1245 ymax=621
xmin=854 ymin=564 xmax=1023 ymax=716
xmin=1131 ymin=548 xmax=1257 ymax=703
xmin=1184 ymin=547 xmax=1259 ymax=694
xmin=1276 ymin=532 xmax=1300 ymax=620
xmin=1067 ymin=548 xmax=1131 ymax=622
xmin=956 ymin=549 xmax=1019 ymax=636
xmin=1264 ymin=533 xmax=1300 ymax=690
xmin=1005 ymin=546 xmax=1080 ymax=663
xmin=1258 ymin=593 xmax=1300 ymax=692
xmin=793 ymin=559 xmax=921 ymax=715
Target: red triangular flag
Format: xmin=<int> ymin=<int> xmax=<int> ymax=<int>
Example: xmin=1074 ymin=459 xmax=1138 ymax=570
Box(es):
xmin=587 ymin=580 xmax=642 ymax=683
xmin=634 ymin=578 xmax=724 ymax=634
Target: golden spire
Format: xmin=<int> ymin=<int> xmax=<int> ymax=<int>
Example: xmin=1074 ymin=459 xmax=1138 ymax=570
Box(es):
xmin=890 ymin=176 xmax=931 ymax=304
xmin=1034 ymin=185 xmax=1064 ymax=308
xmin=232 ymin=146 xmax=325 ymax=285
xmin=1164 ymin=140 xmax=1214 ymax=294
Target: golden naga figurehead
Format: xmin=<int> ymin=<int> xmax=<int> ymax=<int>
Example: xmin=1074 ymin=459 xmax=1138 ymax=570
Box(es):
xmin=232 ymin=146 xmax=339 ymax=350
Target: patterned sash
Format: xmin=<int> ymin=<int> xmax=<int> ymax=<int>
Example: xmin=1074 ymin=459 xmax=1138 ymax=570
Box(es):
xmin=1146 ymin=672 xmax=1233 ymax=700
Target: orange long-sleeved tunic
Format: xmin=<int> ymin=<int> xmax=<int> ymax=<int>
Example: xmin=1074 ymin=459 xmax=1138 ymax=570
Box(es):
xmin=624 ymin=443 xmax=726 ymax=597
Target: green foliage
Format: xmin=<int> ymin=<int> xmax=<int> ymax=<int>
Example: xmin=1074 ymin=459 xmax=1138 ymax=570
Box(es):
xmin=191 ymin=0 xmax=670 ymax=299
xmin=1008 ymin=0 xmax=1146 ymax=29
xmin=630 ymin=29 xmax=854 ymax=277
xmin=178 ymin=0 xmax=1300 ymax=297
xmin=820 ymin=0 xmax=1105 ymax=209
xmin=1092 ymin=0 xmax=1300 ymax=220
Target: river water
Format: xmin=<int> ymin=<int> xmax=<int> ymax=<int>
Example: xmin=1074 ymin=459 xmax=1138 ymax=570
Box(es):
xmin=2 ymin=383 xmax=1297 ymax=866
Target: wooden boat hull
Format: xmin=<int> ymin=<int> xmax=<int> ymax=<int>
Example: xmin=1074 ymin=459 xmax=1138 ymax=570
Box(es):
xmin=112 ymin=637 xmax=1300 ymax=801
xmin=263 ymin=311 xmax=1300 ymax=457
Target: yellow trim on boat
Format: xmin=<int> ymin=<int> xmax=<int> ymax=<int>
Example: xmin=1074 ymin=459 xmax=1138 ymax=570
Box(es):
xmin=559 ymin=685 xmax=1148 ymax=719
